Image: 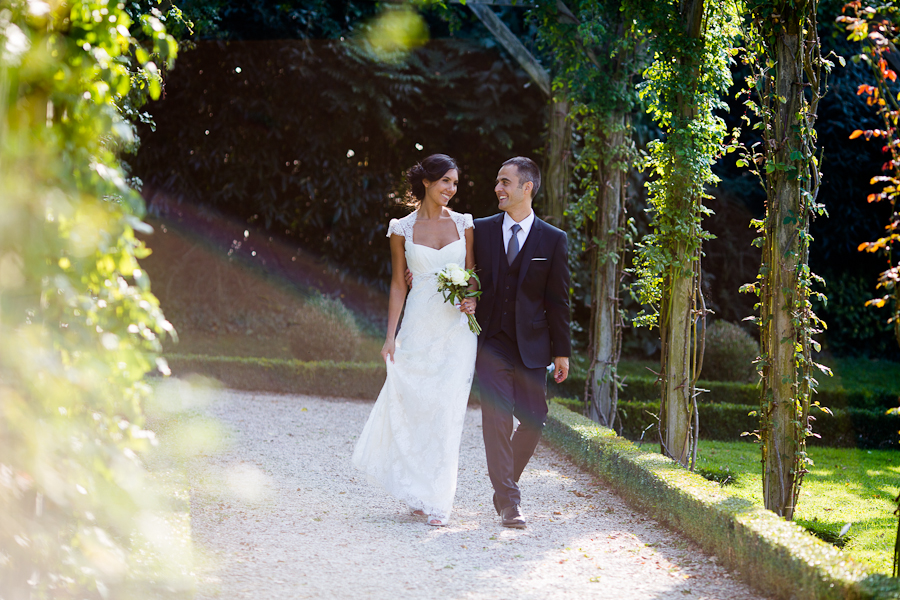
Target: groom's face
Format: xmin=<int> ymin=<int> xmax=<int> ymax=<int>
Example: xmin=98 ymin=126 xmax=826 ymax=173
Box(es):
xmin=495 ymin=164 xmax=531 ymax=215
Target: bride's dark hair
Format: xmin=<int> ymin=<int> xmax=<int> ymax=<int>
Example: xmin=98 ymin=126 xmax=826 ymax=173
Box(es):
xmin=405 ymin=154 xmax=459 ymax=204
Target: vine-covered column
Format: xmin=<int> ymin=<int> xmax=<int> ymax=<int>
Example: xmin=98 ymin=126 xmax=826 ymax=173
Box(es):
xmin=741 ymin=0 xmax=831 ymax=518
xmin=534 ymin=0 xmax=642 ymax=428
xmin=633 ymin=0 xmax=735 ymax=466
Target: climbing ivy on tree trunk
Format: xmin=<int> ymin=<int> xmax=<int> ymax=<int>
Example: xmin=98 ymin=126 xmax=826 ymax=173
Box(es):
xmin=632 ymin=0 xmax=737 ymax=467
xmin=533 ymin=0 xmax=643 ymax=429
xmin=740 ymin=0 xmax=833 ymax=519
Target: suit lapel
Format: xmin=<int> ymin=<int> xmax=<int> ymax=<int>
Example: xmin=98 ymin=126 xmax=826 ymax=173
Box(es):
xmin=516 ymin=216 xmax=544 ymax=291
xmin=490 ymin=213 xmax=503 ymax=293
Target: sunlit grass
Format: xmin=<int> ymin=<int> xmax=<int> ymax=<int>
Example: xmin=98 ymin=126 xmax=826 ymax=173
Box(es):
xmin=692 ymin=440 xmax=900 ymax=575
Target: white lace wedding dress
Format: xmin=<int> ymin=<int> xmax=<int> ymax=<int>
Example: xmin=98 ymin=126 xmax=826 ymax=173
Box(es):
xmin=352 ymin=210 xmax=477 ymax=521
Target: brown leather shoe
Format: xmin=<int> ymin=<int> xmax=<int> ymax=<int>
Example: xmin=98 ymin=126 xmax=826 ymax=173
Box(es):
xmin=492 ymin=493 xmax=501 ymax=516
xmin=500 ymin=505 xmax=526 ymax=529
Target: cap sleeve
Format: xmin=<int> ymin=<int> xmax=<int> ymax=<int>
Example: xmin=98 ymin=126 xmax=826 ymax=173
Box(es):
xmin=451 ymin=211 xmax=474 ymax=239
xmin=386 ymin=218 xmax=402 ymax=239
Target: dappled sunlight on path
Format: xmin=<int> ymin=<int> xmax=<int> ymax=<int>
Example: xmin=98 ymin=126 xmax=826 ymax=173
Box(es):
xmin=186 ymin=391 xmax=770 ymax=599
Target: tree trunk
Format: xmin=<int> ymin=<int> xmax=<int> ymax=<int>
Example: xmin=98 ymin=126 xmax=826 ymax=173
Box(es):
xmin=587 ymin=113 xmax=626 ymax=427
xmin=761 ymin=27 xmax=804 ymax=520
xmin=660 ymin=260 xmax=694 ymax=464
xmin=543 ymin=96 xmax=572 ymax=226
xmin=658 ymin=0 xmax=704 ymax=467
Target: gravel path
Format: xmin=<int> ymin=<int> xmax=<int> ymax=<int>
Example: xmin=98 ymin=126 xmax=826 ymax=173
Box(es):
xmin=185 ymin=389 xmax=771 ymax=600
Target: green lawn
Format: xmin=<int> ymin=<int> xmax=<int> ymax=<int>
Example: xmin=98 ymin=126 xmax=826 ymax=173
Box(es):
xmin=609 ymin=355 xmax=900 ymax=574
xmin=689 ymin=439 xmax=900 ymax=575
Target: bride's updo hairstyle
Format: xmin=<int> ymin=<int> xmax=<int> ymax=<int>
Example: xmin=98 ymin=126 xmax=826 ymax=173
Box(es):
xmin=406 ymin=154 xmax=459 ymax=205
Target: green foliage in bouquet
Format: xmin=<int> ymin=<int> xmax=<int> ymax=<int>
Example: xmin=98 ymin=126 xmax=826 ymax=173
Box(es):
xmin=437 ymin=263 xmax=481 ymax=334
xmin=0 ymin=1 xmax=187 ymax=597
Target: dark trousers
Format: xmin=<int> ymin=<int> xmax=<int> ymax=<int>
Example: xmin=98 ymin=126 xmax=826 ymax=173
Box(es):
xmin=476 ymin=332 xmax=548 ymax=510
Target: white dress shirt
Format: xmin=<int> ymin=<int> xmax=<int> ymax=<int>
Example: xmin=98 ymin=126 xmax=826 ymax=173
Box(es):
xmin=502 ymin=210 xmax=535 ymax=253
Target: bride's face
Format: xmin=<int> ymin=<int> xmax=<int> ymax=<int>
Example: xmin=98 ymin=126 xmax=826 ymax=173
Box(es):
xmin=422 ymin=169 xmax=459 ymax=207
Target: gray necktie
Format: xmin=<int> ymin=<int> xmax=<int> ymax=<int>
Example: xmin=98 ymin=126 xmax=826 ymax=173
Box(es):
xmin=507 ymin=223 xmax=521 ymax=265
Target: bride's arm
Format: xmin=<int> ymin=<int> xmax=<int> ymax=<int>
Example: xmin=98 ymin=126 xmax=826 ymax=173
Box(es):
xmin=382 ymin=234 xmax=409 ymax=363
xmin=459 ymin=227 xmax=477 ymax=315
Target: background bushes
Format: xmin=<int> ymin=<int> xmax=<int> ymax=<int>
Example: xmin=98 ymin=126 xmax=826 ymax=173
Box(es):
xmin=701 ymin=321 xmax=758 ymax=383
xmin=130 ymin=38 xmax=544 ymax=287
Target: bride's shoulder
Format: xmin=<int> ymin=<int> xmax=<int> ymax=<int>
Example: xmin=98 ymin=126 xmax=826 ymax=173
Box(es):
xmin=448 ymin=210 xmax=474 ymax=230
xmin=386 ymin=210 xmax=417 ymax=239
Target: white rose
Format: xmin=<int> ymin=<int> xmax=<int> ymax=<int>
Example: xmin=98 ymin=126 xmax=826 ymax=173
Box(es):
xmin=449 ymin=266 xmax=468 ymax=286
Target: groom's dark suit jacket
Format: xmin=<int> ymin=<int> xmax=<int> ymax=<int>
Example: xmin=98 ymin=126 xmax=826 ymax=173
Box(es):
xmin=473 ymin=213 xmax=571 ymax=369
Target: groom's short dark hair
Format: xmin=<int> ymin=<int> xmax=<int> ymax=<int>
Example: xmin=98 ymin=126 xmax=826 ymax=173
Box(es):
xmin=502 ymin=157 xmax=541 ymax=199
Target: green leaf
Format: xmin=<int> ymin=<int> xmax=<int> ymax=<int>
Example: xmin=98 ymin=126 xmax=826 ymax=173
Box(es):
xmin=136 ymin=47 xmax=149 ymax=65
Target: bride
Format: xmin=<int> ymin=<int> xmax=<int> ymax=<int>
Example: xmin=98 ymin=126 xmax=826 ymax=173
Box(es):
xmin=351 ymin=154 xmax=477 ymax=527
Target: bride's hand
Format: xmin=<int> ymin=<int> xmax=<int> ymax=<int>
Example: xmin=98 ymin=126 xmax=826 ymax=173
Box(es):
xmin=381 ymin=339 xmax=396 ymax=363
xmin=459 ymin=298 xmax=476 ymax=314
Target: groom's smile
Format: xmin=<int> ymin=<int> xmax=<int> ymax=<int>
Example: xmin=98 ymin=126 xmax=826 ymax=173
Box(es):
xmin=495 ymin=164 xmax=531 ymax=218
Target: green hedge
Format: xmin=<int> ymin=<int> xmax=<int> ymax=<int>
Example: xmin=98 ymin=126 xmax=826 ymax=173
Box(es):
xmin=556 ymin=397 xmax=900 ymax=449
xmin=165 ymin=354 xmax=386 ymax=398
xmin=550 ymin=374 xmax=900 ymax=411
xmin=542 ymin=402 xmax=900 ymax=600
xmin=167 ymin=356 xmax=899 ymax=448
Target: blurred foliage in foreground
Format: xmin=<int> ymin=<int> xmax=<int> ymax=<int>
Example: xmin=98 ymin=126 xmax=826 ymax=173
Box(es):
xmin=0 ymin=1 xmax=191 ymax=597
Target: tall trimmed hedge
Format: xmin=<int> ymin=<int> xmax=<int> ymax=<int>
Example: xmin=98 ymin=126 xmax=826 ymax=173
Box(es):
xmin=166 ymin=355 xmax=385 ymax=398
xmin=554 ymin=398 xmax=900 ymax=449
xmin=549 ymin=374 xmax=900 ymax=411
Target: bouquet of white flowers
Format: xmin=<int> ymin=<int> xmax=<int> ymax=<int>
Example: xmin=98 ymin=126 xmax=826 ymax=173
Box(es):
xmin=437 ymin=263 xmax=482 ymax=334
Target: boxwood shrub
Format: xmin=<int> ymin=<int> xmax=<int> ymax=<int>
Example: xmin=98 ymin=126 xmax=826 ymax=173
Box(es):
xmin=549 ymin=374 xmax=900 ymax=412
xmin=603 ymin=401 xmax=900 ymax=449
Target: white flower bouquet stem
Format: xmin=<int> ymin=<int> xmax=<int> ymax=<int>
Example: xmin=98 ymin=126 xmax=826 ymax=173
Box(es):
xmin=437 ymin=263 xmax=482 ymax=335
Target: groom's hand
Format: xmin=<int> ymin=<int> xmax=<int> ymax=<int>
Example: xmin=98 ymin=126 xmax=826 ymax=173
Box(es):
xmin=405 ymin=268 xmax=413 ymax=289
xmin=552 ymin=357 xmax=569 ymax=383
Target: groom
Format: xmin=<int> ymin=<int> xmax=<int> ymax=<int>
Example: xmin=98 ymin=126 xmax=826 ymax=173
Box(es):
xmin=474 ymin=156 xmax=571 ymax=529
